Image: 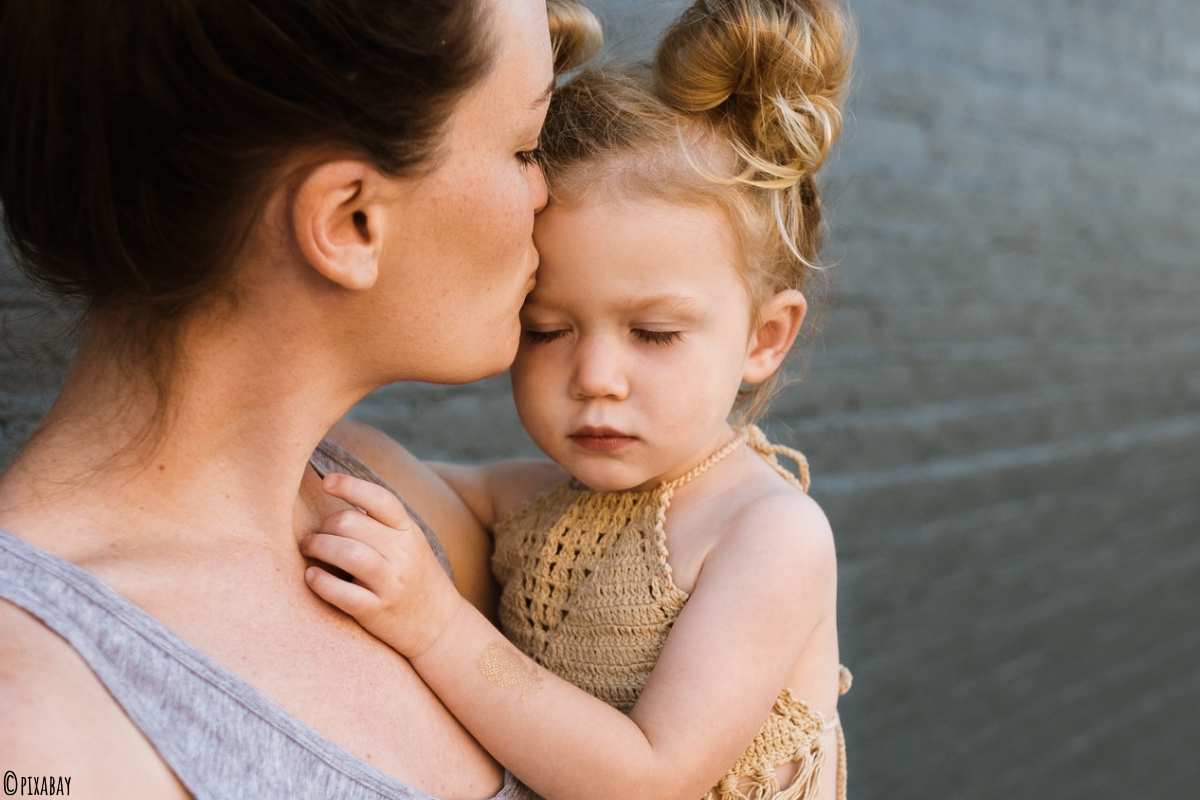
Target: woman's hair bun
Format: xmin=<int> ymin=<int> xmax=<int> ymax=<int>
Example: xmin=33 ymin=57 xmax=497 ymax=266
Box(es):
xmin=653 ymin=0 xmax=855 ymax=186
xmin=548 ymin=0 xmax=603 ymax=75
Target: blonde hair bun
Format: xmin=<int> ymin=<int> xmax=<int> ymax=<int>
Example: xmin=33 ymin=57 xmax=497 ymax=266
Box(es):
xmin=654 ymin=0 xmax=855 ymax=185
xmin=548 ymin=0 xmax=603 ymax=75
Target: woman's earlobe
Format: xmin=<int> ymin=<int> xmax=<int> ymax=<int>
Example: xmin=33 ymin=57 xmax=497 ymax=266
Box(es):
xmin=292 ymin=161 xmax=384 ymax=291
xmin=742 ymin=290 xmax=807 ymax=385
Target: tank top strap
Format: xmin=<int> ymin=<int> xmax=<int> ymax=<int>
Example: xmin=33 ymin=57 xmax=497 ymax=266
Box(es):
xmin=0 ymin=529 xmax=536 ymax=800
xmin=744 ymin=424 xmax=811 ymax=492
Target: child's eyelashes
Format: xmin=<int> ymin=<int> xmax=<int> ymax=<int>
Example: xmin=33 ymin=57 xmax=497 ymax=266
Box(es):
xmin=632 ymin=329 xmax=682 ymax=346
xmin=522 ymin=328 xmax=567 ymax=345
xmin=522 ymin=328 xmax=683 ymax=346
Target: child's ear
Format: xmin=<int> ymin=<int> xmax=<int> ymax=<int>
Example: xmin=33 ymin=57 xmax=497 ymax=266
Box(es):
xmin=743 ymin=289 xmax=807 ymax=384
xmin=291 ymin=160 xmax=388 ymax=291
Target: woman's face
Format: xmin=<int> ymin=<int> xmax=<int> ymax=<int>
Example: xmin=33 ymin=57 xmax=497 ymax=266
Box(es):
xmin=374 ymin=0 xmax=554 ymax=384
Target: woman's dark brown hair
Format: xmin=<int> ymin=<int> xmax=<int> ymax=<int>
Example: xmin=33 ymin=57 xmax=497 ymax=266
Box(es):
xmin=0 ymin=0 xmax=493 ymax=347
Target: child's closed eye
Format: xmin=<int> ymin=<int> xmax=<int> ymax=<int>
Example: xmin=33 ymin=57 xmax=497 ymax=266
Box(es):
xmin=523 ymin=328 xmax=568 ymax=345
xmin=632 ymin=329 xmax=682 ymax=345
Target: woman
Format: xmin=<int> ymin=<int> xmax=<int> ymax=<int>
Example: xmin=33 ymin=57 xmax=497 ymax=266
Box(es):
xmin=0 ymin=0 xmax=594 ymax=797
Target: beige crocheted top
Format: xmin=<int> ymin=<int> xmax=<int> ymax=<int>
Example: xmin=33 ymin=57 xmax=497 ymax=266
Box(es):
xmin=493 ymin=426 xmax=851 ymax=800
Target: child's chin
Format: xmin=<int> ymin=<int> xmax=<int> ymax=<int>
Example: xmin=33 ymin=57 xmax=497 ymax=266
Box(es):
xmin=572 ymin=468 xmax=654 ymax=494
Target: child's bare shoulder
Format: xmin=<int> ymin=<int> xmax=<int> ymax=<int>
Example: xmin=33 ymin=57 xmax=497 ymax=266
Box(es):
xmin=434 ymin=459 xmax=565 ymax=518
xmin=680 ymin=470 xmax=836 ymax=651
xmin=485 ymin=459 xmax=569 ymax=521
xmin=705 ymin=469 xmax=836 ymax=596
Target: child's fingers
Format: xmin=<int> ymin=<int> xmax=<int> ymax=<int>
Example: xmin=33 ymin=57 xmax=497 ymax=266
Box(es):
xmin=300 ymin=531 xmax=387 ymax=586
xmin=304 ymin=565 xmax=378 ymax=617
xmin=321 ymin=473 xmax=413 ymax=531
xmin=318 ymin=505 xmax=426 ymax=572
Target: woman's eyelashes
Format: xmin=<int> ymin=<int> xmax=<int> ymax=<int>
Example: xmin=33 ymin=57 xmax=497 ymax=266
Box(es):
xmin=516 ymin=147 xmax=542 ymax=167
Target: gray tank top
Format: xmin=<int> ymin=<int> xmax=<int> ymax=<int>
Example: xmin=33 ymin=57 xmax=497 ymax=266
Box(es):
xmin=0 ymin=439 xmax=538 ymax=800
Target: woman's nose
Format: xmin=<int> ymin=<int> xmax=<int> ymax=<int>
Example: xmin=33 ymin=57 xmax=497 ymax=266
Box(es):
xmin=571 ymin=338 xmax=628 ymax=400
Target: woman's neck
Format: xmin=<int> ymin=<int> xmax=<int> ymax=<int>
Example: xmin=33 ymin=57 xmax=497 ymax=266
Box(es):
xmin=0 ymin=310 xmax=363 ymax=556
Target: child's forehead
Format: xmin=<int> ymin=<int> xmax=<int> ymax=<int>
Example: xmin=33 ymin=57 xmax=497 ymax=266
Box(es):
xmin=532 ymin=193 xmax=746 ymax=300
xmin=524 ymin=282 xmax=705 ymax=313
xmin=540 ymin=187 xmax=729 ymax=238
xmin=612 ymin=293 xmax=704 ymax=315
xmin=524 ymin=252 xmax=747 ymax=322
xmin=545 ymin=123 xmax=738 ymax=207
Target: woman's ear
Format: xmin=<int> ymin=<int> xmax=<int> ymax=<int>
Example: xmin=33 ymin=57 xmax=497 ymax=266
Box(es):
xmin=291 ymin=160 xmax=388 ymax=291
xmin=743 ymin=289 xmax=807 ymax=384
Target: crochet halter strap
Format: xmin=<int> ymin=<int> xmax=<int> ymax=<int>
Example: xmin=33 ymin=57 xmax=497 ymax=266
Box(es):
xmin=662 ymin=425 xmax=811 ymax=495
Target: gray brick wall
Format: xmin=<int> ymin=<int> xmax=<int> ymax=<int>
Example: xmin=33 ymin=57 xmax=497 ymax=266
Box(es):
xmin=2 ymin=1 xmax=1198 ymax=797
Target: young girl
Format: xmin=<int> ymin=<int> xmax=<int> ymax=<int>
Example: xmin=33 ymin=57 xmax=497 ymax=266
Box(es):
xmin=302 ymin=1 xmax=855 ymax=799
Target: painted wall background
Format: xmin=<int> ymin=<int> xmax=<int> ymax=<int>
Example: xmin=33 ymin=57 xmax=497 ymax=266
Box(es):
xmin=2 ymin=1 xmax=1198 ymax=797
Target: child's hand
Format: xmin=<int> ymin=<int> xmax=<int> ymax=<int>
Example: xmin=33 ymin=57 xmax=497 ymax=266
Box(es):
xmin=300 ymin=473 xmax=464 ymax=658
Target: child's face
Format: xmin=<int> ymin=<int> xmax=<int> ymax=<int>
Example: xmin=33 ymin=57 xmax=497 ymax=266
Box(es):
xmin=512 ymin=195 xmax=757 ymax=492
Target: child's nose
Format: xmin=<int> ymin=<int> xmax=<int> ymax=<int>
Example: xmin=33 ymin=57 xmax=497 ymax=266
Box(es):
xmin=571 ymin=338 xmax=628 ymax=400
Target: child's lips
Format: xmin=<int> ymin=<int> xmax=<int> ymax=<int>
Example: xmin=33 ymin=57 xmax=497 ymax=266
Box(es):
xmin=568 ymin=427 xmax=638 ymax=452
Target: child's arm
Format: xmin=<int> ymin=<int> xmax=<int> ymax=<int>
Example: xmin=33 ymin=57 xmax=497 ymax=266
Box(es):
xmin=428 ymin=459 xmax=567 ymax=531
xmin=302 ymin=473 xmax=838 ymax=800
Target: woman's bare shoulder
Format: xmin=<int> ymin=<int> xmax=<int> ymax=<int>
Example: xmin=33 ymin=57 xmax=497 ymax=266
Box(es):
xmin=0 ymin=600 xmax=190 ymax=796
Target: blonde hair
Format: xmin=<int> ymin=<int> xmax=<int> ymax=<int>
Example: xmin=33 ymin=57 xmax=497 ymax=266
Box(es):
xmin=539 ymin=0 xmax=856 ymax=420
xmin=547 ymin=0 xmax=603 ymax=74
